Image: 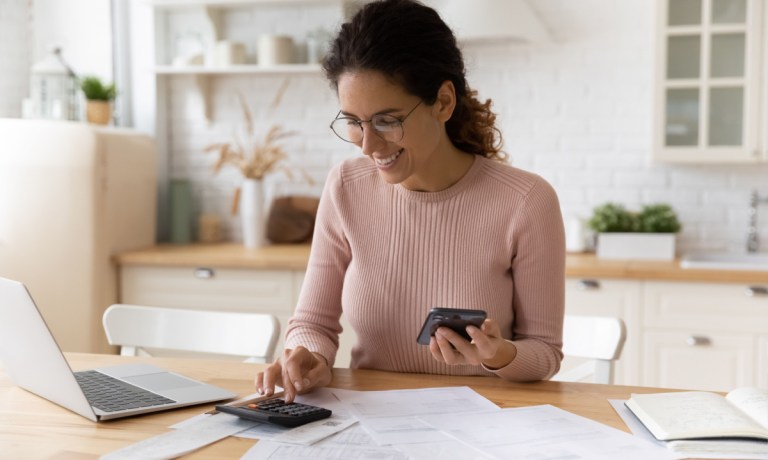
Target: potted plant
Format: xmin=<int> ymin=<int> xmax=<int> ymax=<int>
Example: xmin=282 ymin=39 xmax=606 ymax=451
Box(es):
xmin=79 ymin=76 xmax=116 ymax=125
xmin=588 ymin=202 xmax=681 ymax=260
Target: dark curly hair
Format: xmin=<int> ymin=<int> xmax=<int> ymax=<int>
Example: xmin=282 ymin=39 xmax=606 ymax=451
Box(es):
xmin=322 ymin=0 xmax=506 ymax=161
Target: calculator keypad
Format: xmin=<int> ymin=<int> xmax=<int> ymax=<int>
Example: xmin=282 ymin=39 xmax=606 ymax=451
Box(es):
xmin=216 ymin=398 xmax=332 ymax=427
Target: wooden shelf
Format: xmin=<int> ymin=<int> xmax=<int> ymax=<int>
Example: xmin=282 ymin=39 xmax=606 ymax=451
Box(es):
xmin=148 ymin=0 xmax=343 ymax=9
xmin=154 ymin=64 xmax=323 ymax=75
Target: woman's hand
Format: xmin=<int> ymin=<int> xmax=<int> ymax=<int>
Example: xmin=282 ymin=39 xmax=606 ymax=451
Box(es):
xmin=428 ymin=319 xmax=517 ymax=369
xmin=255 ymin=346 xmax=332 ymax=403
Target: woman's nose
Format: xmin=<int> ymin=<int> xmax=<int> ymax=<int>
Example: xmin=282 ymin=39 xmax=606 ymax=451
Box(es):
xmin=359 ymin=123 xmax=386 ymax=156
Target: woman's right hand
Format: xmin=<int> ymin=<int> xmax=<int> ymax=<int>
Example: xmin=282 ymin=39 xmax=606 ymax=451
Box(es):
xmin=255 ymin=346 xmax=332 ymax=403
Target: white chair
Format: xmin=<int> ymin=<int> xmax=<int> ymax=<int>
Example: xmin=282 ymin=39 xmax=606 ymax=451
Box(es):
xmin=102 ymin=304 xmax=280 ymax=363
xmin=553 ymin=314 xmax=627 ymax=384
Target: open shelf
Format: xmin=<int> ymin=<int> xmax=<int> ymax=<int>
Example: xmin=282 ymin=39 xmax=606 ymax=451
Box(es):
xmin=154 ymin=64 xmax=323 ymax=75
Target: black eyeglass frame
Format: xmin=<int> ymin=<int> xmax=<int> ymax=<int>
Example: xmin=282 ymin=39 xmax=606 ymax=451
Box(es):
xmin=329 ymin=100 xmax=423 ymax=144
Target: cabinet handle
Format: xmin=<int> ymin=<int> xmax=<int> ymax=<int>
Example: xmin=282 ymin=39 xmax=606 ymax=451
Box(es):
xmin=686 ymin=335 xmax=711 ymax=347
xmin=194 ymin=267 xmax=215 ymax=279
xmin=577 ymin=279 xmax=601 ymax=290
xmin=745 ymin=286 xmax=768 ymax=297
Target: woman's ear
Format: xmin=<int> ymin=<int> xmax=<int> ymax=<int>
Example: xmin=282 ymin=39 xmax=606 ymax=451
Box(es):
xmin=433 ymin=80 xmax=457 ymax=122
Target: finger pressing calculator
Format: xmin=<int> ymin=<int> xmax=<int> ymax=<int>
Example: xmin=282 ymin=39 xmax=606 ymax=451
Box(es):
xmin=215 ymin=398 xmax=332 ymax=427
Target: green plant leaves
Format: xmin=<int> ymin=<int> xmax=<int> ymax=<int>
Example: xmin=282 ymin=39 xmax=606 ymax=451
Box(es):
xmin=587 ymin=202 xmax=681 ymax=233
xmin=79 ymin=76 xmax=116 ymax=101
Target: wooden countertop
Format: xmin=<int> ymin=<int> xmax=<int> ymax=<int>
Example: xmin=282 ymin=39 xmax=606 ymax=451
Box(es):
xmin=115 ymin=243 xmax=768 ymax=284
xmin=114 ymin=243 xmax=311 ymax=270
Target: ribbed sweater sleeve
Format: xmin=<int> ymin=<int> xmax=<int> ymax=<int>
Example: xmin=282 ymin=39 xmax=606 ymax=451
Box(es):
xmin=285 ymin=156 xmax=565 ymax=380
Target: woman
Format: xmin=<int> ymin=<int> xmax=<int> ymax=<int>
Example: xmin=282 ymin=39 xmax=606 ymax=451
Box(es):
xmin=257 ymin=0 xmax=565 ymax=402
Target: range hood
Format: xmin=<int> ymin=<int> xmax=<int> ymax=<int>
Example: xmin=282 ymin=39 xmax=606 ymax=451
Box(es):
xmin=425 ymin=0 xmax=552 ymax=43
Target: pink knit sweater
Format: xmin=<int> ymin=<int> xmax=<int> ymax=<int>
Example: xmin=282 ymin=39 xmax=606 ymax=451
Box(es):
xmin=285 ymin=155 xmax=565 ymax=381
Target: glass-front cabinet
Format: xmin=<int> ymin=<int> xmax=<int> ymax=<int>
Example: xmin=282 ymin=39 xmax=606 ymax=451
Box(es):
xmin=654 ymin=0 xmax=766 ymax=162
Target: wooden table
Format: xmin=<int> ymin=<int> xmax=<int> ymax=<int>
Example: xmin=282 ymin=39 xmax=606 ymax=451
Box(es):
xmin=0 ymin=353 xmax=675 ymax=459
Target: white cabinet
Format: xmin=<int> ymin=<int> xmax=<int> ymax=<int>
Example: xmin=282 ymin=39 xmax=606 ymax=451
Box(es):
xmin=653 ymin=0 xmax=767 ymax=162
xmin=564 ymin=278 xmax=642 ymax=385
xmin=565 ymin=277 xmax=768 ymax=390
xmin=120 ymin=265 xmax=355 ymax=367
xmin=641 ymin=281 xmax=768 ymax=391
xmin=642 ymin=330 xmax=754 ymax=391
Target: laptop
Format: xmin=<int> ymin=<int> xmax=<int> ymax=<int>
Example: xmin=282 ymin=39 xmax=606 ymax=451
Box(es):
xmin=0 ymin=277 xmax=236 ymax=421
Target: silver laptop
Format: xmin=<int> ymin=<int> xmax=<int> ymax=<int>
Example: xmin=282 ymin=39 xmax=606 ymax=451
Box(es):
xmin=0 ymin=277 xmax=236 ymax=421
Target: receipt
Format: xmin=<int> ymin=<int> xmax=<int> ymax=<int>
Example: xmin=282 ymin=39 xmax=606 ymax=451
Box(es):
xmin=100 ymin=413 xmax=257 ymax=460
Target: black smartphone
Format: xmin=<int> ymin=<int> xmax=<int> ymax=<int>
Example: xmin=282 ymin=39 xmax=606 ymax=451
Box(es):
xmin=416 ymin=307 xmax=487 ymax=345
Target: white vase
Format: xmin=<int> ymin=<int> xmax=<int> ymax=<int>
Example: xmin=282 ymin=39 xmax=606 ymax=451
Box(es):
xmin=241 ymin=179 xmax=267 ymax=248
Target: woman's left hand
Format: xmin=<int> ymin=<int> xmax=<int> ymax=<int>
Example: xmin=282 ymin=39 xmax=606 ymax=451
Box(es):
xmin=428 ymin=318 xmax=517 ymax=369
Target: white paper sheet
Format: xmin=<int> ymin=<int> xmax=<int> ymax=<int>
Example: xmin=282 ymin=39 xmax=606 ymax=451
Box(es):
xmin=330 ymin=386 xmax=500 ymax=445
xmin=241 ymin=424 xmax=408 ymax=460
xmin=101 ymin=413 xmax=257 ymax=460
xmin=172 ymin=387 xmax=355 ymax=446
xmin=419 ymin=404 xmax=682 ymax=460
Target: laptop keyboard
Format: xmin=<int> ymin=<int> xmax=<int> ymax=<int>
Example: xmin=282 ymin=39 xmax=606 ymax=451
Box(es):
xmin=74 ymin=370 xmax=176 ymax=413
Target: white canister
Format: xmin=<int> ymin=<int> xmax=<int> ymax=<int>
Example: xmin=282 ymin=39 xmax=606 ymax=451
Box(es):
xmin=217 ymin=41 xmax=246 ymax=65
xmin=565 ymin=215 xmax=587 ymax=253
xmin=206 ymin=41 xmax=246 ymax=66
xmin=257 ymin=35 xmax=294 ymax=66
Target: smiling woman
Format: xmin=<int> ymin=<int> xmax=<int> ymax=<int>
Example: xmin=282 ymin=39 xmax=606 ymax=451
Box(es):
xmin=256 ymin=0 xmax=567 ymax=404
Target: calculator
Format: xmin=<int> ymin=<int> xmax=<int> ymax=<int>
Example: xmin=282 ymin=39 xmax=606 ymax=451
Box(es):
xmin=215 ymin=398 xmax=332 ymax=427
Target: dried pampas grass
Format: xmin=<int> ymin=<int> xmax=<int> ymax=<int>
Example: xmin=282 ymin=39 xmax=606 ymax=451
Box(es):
xmin=205 ymin=79 xmax=313 ymax=184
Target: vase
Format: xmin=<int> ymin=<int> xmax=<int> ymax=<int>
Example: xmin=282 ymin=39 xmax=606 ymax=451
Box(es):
xmin=169 ymin=179 xmax=193 ymax=244
xmin=86 ymin=100 xmax=111 ymax=125
xmin=241 ymin=179 xmax=267 ymax=248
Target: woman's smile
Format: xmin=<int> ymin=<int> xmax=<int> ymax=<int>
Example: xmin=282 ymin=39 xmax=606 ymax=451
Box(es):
xmin=373 ymin=148 xmax=405 ymax=168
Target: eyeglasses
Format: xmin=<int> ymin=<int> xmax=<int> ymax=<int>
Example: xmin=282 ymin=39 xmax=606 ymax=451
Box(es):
xmin=329 ymin=101 xmax=422 ymax=144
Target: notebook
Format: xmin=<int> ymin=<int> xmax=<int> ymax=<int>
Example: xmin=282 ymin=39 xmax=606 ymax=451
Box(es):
xmin=0 ymin=277 xmax=236 ymax=421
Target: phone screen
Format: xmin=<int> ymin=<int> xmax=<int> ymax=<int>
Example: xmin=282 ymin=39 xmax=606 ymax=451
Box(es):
xmin=416 ymin=308 xmax=487 ymax=345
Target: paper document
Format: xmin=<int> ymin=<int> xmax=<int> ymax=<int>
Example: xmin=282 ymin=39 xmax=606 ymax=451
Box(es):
xmin=172 ymin=388 xmax=355 ymax=446
xmin=101 ymin=413 xmax=257 ymax=460
xmin=241 ymin=424 xmax=408 ymax=460
xmin=419 ymin=404 xmax=681 ymax=460
xmin=330 ymin=386 xmax=500 ymax=445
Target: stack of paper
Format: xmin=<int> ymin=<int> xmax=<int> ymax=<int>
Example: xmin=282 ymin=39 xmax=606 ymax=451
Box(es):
xmin=106 ymin=386 xmax=684 ymax=459
xmin=244 ymin=386 xmax=678 ymax=460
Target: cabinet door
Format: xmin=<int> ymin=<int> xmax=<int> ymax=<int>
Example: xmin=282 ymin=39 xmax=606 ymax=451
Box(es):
xmin=564 ymin=278 xmax=642 ymax=385
xmin=642 ymin=330 xmax=754 ymax=391
xmin=642 ymin=280 xmax=768 ymax=389
xmin=654 ymin=0 xmax=765 ymax=162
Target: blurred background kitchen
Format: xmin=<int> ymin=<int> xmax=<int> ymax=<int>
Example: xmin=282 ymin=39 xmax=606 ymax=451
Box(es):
xmin=0 ymin=0 xmax=766 ymax=392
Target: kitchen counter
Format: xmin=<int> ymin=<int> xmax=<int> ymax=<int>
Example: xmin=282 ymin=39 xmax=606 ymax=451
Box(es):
xmin=114 ymin=244 xmax=768 ymax=284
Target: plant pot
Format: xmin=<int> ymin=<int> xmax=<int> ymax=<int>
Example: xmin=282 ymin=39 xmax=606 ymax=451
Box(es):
xmin=596 ymin=233 xmax=676 ymax=261
xmin=86 ymin=100 xmax=112 ymax=125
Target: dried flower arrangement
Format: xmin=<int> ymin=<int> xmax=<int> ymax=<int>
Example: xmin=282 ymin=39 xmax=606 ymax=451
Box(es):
xmin=204 ymin=79 xmax=312 ymax=184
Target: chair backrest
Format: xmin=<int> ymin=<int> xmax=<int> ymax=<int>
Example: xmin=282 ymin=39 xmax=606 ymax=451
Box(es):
xmin=553 ymin=314 xmax=627 ymax=384
xmin=102 ymin=304 xmax=280 ymax=363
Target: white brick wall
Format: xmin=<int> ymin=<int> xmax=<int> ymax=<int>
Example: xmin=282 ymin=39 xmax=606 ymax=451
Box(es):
xmin=0 ymin=0 xmax=30 ymax=118
xmin=164 ymin=0 xmax=768 ymax=253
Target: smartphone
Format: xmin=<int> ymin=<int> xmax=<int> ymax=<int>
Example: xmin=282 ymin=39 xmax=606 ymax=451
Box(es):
xmin=416 ymin=307 xmax=487 ymax=345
